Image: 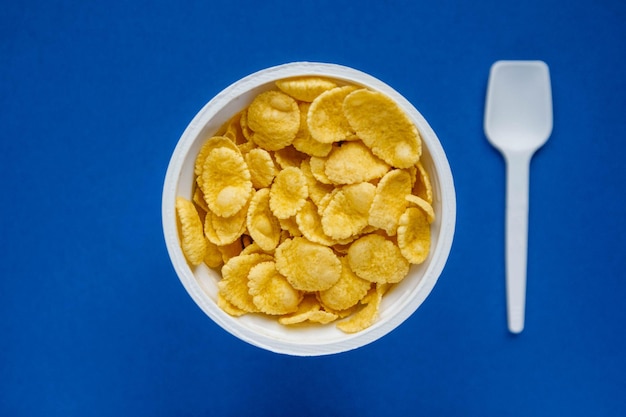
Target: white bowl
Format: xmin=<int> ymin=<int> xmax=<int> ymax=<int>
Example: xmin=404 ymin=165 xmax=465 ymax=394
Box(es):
xmin=162 ymin=62 xmax=456 ymax=356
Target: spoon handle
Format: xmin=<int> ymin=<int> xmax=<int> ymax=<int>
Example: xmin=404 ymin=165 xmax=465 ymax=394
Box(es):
xmin=504 ymin=151 xmax=532 ymax=333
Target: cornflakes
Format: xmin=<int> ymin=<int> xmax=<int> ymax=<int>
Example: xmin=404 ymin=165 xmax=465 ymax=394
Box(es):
xmin=397 ymin=207 xmax=431 ymax=264
xmin=201 ymin=147 xmax=252 ymax=218
xmin=248 ymin=261 xmax=302 ymax=315
xmin=343 ymin=89 xmax=421 ymax=168
xmin=347 ymin=234 xmax=409 ymax=284
xmin=275 ymin=237 xmax=341 ymax=291
xmin=247 ymin=90 xmax=300 ymax=151
xmin=308 ymin=86 xmax=358 ymax=143
xmin=324 ymin=141 xmax=390 ymax=184
xmin=178 ymin=75 xmax=439 ymax=334
xmin=175 ymin=196 xmax=207 ymax=266
xmin=276 ymin=76 xmax=338 ymax=102
xmin=269 ymin=166 xmax=308 ymax=219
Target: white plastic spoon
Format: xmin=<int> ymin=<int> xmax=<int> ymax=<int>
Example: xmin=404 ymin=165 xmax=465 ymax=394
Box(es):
xmin=484 ymin=60 xmax=553 ymax=334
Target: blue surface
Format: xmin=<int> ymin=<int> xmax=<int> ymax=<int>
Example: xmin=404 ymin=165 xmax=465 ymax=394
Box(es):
xmin=2 ymin=0 xmax=625 ymax=415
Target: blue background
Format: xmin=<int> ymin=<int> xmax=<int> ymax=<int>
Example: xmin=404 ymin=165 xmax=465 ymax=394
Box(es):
xmin=2 ymin=0 xmax=625 ymax=416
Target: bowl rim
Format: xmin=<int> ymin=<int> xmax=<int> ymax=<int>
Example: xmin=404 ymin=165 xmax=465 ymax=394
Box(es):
xmin=162 ymin=61 xmax=456 ymax=356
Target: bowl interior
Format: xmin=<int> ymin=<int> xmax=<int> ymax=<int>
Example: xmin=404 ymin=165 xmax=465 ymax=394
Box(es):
xmin=162 ymin=62 xmax=456 ymax=356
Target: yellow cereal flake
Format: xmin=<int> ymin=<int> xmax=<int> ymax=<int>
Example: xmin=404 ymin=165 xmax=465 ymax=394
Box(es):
xmin=397 ymin=207 xmax=431 ymax=264
xmin=204 ymin=203 xmax=248 ymax=246
xmin=269 ymin=166 xmax=308 ymax=219
xmin=405 ymin=194 xmax=435 ymax=223
xmin=247 ymin=90 xmax=300 ymax=151
xmin=246 ymin=188 xmax=282 ymax=252
xmin=308 ymin=156 xmax=333 ymax=184
xmin=343 ymin=89 xmax=421 ymax=168
xmin=275 ymin=237 xmax=341 ymax=291
xmin=322 ymin=182 xmax=376 ymax=240
xmin=308 ymin=86 xmax=359 ymax=144
xmin=276 ymin=76 xmax=338 ymax=102
xmin=218 ymin=238 xmax=245 ymax=264
xmin=297 ymin=308 xmax=339 ymax=325
xmin=201 ymin=147 xmax=252 ymax=217
xmin=175 ymin=196 xmax=207 ymax=266
xmin=347 ymin=234 xmax=409 ymax=284
xmin=239 ymin=241 xmax=267 ymax=256
xmin=280 ymin=295 xmax=339 ymax=325
xmin=222 ymin=112 xmax=247 ymax=145
xmin=217 ymin=292 xmax=247 ymax=317
xmin=204 ymin=239 xmax=224 ymax=269
xmin=324 ymin=141 xmax=390 ymax=184
xmin=300 ymin=159 xmax=334 ymax=206
xmin=414 ymin=161 xmax=433 ymax=204
xmin=247 ymin=261 xmax=302 ymax=315
xmin=295 ymin=200 xmax=335 ymax=246
xmin=318 ymin=257 xmax=371 ymax=311
xmin=336 ymin=286 xmax=383 ymax=333
xmin=245 ymin=148 xmax=276 ymax=189
xmin=278 ymin=215 xmax=302 ymax=238
xmin=194 ymin=136 xmax=240 ymax=177
xmin=192 ymin=186 xmax=209 ymax=214
xmin=292 ymin=103 xmax=333 ymax=157
xmin=239 ymin=109 xmax=254 ymax=141
xmin=274 ymin=145 xmax=307 ymax=170
xmin=368 ymin=169 xmax=412 ymax=235
xmin=218 ymin=253 xmax=272 ymax=312
xmin=315 ymin=188 xmax=338 ymax=216
xmin=237 ymin=140 xmax=256 ymax=156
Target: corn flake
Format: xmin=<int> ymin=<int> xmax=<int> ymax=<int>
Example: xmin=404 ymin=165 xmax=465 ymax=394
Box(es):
xmin=308 ymin=155 xmax=333 ymax=184
xmin=308 ymin=86 xmax=358 ymax=144
xmin=218 ymin=238 xmax=245 ymax=264
xmin=368 ymin=169 xmax=412 ymax=235
xmin=336 ymin=286 xmax=383 ymax=334
xmin=279 ymin=295 xmax=338 ymax=325
xmin=324 ymin=141 xmax=390 ymax=184
xmin=414 ymin=161 xmax=433 ymax=204
xmin=405 ymin=194 xmax=435 ymax=223
xmin=201 ymin=147 xmax=252 ymax=218
xmin=217 ymin=293 xmax=247 ymax=317
xmin=247 ymin=90 xmax=300 ymax=151
xmin=397 ymin=207 xmax=431 ymax=264
xmin=175 ymin=196 xmax=207 ymax=266
xmin=192 ymin=186 xmax=209 ymax=214
xmin=204 ymin=239 xmax=224 ymax=269
xmin=194 ymin=136 xmax=240 ymax=177
xmin=347 ymin=234 xmax=409 ymax=284
xmin=276 ymin=76 xmax=338 ymax=102
xmin=274 ymin=145 xmax=307 ymax=170
xmin=218 ymin=253 xmax=273 ymax=313
xmin=269 ymin=166 xmax=308 ymax=219
xmin=239 ymin=109 xmax=254 ymax=142
xmin=318 ymin=257 xmax=371 ymax=311
xmin=295 ymin=200 xmax=335 ymax=246
xmin=246 ymin=188 xmax=282 ymax=252
xmin=275 ymin=237 xmax=341 ymax=291
xmin=343 ymin=89 xmax=421 ymax=168
xmin=322 ymin=182 xmax=376 ymax=240
xmin=292 ymin=103 xmax=333 ymax=157
xmin=222 ymin=112 xmax=247 ymax=145
xmin=278 ymin=215 xmax=302 ymax=238
xmin=248 ymin=261 xmax=302 ymax=315
xmin=299 ymin=159 xmax=334 ymax=206
xmin=204 ymin=203 xmax=248 ymax=246
xmin=245 ymin=148 xmax=276 ymax=189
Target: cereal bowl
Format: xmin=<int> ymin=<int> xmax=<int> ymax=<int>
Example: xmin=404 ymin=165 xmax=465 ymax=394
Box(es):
xmin=162 ymin=62 xmax=456 ymax=356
